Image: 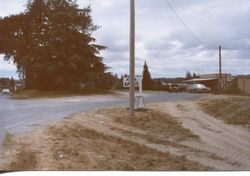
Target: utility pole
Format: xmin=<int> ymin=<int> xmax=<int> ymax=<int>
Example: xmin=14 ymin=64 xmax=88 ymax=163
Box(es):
xmin=129 ymin=0 xmax=135 ymax=116
xmin=219 ymin=45 xmax=222 ymax=93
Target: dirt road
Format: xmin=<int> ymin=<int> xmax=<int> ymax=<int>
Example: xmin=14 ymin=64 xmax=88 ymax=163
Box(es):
xmin=158 ymin=101 xmax=250 ymax=170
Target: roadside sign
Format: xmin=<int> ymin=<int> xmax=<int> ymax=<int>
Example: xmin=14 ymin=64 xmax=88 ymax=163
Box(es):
xmin=123 ymin=75 xmax=142 ymax=88
xmin=124 ymin=75 xmax=145 ymax=108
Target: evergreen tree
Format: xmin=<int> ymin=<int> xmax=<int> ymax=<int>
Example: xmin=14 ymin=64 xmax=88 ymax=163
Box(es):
xmin=0 ymin=0 xmax=106 ymax=90
xmin=185 ymin=71 xmax=192 ymax=80
xmin=192 ymin=73 xmax=200 ymax=78
xmin=142 ymin=61 xmax=153 ymax=90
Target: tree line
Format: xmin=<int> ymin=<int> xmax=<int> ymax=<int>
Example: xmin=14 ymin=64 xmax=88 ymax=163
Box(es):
xmin=0 ymin=0 xmax=201 ymax=92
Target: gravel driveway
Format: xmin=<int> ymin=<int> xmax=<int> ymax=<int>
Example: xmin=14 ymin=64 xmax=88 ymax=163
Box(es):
xmin=161 ymin=101 xmax=250 ymax=170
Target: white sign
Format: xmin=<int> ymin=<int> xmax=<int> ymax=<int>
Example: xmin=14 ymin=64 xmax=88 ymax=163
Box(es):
xmin=123 ymin=75 xmax=142 ymax=88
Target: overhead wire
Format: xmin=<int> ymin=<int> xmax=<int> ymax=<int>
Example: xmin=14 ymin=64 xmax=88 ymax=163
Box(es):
xmin=162 ymin=0 xmax=248 ymax=74
xmin=163 ymin=0 xmax=211 ymax=50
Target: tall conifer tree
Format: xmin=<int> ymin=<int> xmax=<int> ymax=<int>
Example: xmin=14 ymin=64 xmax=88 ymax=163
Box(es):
xmin=0 ymin=0 xmax=107 ymax=90
xmin=142 ymin=61 xmax=153 ymax=90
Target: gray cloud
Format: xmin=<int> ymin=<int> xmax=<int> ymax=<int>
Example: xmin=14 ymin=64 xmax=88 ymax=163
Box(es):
xmin=0 ymin=0 xmax=249 ymax=78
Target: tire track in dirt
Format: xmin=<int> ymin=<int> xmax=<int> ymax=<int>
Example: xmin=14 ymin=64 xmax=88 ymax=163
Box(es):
xmin=66 ymin=110 xmax=221 ymax=170
xmin=161 ymin=101 xmax=250 ymax=170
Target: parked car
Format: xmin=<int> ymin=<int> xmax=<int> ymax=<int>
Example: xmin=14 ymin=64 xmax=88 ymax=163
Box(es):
xmin=186 ymin=84 xmax=211 ymax=93
xmin=1 ymin=88 xmax=10 ymax=95
xmin=168 ymin=85 xmax=180 ymax=92
xmin=168 ymin=83 xmax=188 ymax=92
xmin=176 ymin=83 xmax=188 ymax=92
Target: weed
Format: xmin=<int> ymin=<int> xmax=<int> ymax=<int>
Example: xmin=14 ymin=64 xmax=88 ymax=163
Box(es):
xmin=2 ymin=133 xmax=15 ymax=148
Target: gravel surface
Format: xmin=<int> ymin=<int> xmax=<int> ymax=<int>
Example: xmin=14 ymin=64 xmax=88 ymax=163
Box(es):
xmin=161 ymin=101 xmax=250 ymax=170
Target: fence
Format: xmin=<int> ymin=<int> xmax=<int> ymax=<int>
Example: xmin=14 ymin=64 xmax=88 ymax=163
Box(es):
xmin=237 ymin=78 xmax=250 ymax=95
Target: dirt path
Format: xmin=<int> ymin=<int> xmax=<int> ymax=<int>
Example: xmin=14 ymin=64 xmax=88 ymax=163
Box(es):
xmin=157 ymin=101 xmax=250 ymax=170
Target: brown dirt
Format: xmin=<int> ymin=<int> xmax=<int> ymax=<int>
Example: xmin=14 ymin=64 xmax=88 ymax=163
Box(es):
xmin=6 ymin=148 xmax=37 ymax=170
xmin=160 ymin=99 xmax=250 ymax=170
xmin=2 ymin=95 xmax=249 ymax=171
xmin=0 ymin=107 xmax=209 ymax=171
xmin=48 ymin=126 xmax=202 ymax=170
xmin=100 ymin=108 xmax=199 ymax=141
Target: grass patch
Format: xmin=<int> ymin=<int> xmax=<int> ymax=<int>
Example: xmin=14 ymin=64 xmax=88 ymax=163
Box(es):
xmin=2 ymin=133 xmax=15 ymax=148
xmin=12 ymin=89 xmax=113 ymax=99
xmin=199 ymin=96 xmax=250 ymax=127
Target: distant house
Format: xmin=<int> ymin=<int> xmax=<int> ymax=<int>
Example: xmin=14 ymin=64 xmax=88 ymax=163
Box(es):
xmin=184 ymin=73 xmax=232 ymax=92
xmin=0 ymin=78 xmax=11 ymax=90
xmin=0 ymin=77 xmax=21 ymax=92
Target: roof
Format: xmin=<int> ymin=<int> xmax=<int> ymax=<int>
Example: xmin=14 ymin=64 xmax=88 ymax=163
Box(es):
xmin=184 ymin=78 xmax=217 ymax=82
xmin=200 ymin=73 xmax=231 ymax=79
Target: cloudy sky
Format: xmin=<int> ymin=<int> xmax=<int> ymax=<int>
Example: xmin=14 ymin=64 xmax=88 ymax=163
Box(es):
xmin=0 ymin=0 xmax=250 ymax=78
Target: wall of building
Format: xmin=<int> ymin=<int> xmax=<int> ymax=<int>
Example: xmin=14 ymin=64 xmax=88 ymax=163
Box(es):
xmin=200 ymin=73 xmax=232 ymax=92
xmin=199 ymin=80 xmax=218 ymax=92
xmin=237 ymin=78 xmax=250 ymax=95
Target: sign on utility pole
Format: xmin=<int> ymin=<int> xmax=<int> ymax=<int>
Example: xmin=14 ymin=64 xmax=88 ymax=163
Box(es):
xmin=129 ymin=0 xmax=135 ymax=116
xmin=123 ymin=75 xmax=145 ymax=109
xmin=123 ymin=75 xmax=141 ymax=88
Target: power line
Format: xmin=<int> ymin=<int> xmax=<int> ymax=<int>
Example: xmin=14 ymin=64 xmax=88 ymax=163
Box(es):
xmin=163 ymin=0 xmax=210 ymax=50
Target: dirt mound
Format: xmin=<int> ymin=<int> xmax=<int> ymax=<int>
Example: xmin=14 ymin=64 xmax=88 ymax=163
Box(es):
xmin=1 ymin=107 xmax=208 ymax=170
xmin=100 ymin=108 xmax=199 ymax=141
xmin=49 ymin=125 xmax=203 ymax=170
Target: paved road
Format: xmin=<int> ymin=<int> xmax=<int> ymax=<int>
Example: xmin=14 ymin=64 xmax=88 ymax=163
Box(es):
xmin=0 ymin=91 xmax=205 ymax=141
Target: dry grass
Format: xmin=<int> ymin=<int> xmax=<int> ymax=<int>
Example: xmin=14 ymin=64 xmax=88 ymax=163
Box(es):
xmin=101 ymin=108 xmax=199 ymax=141
xmin=1 ymin=133 xmax=37 ymax=171
xmin=199 ymin=95 xmax=250 ymax=128
xmin=48 ymin=121 xmax=207 ymax=170
xmin=9 ymin=149 xmax=37 ymax=171
xmin=6 ymin=148 xmax=37 ymax=170
xmin=1 ymin=107 xmax=209 ymax=170
xmin=2 ymin=133 xmax=15 ymax=149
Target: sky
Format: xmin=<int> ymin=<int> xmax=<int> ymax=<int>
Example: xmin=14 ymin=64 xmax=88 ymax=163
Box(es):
xmin=0 ymin=0 xmax=250 ymax=79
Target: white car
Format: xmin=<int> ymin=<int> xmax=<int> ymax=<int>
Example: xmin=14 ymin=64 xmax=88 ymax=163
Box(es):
xmin=186 ymin=84 xmax=211 ymax=93
xmin=1 ymin=88 xmax=11 ymax=95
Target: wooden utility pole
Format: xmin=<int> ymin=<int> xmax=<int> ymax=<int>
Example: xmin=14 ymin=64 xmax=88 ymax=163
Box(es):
xmin=129 ymin=0 xmax=135 ymax=116
xmin=219 ymin=45 xmax=222 ymax=92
